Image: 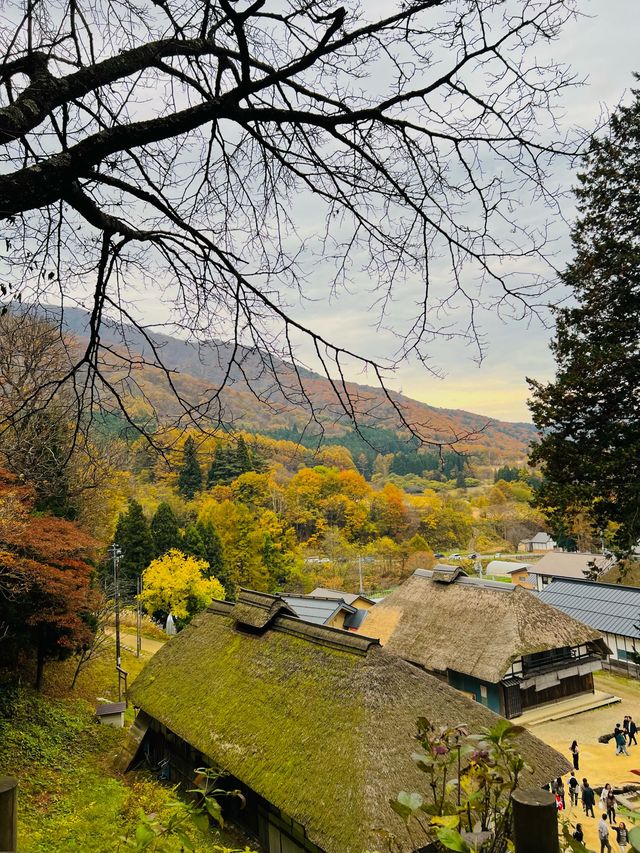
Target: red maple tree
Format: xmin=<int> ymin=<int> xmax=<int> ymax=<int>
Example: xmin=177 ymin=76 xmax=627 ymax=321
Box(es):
xmin=0 ymin=469 xmax=98 ymax=688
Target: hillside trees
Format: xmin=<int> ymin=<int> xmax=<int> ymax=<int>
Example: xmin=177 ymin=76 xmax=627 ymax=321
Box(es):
xmin=1 ymin=0 xmax=582 ymax=444
xmin=114 ymin=499 xmax=154 ymax=588
xmin=529 ymin=84 xmax=640 ymax=559
xmin=0 ymin=313 xmax=118 ymax=523
xmin=0 ymin=469 xmax=97 ymax=688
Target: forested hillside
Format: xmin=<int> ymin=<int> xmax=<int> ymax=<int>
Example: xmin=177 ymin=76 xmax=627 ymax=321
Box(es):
xmin=41 ymin=305 xmax=537 ymax=462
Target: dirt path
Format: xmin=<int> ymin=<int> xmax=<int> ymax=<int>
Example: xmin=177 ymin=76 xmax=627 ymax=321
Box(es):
xmin=105 ymin=627 xmax=166 ymax=655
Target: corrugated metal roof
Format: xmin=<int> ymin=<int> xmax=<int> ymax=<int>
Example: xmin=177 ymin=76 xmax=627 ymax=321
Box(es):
xmin=537 ymin=579 xmax=640 ymax=640
xmin=281 ymin=595 xmax=356 ymax=625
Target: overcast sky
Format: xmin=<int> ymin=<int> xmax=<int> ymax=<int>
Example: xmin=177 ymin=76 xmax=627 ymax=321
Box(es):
xmin=296 ymin=1 xmax=640 ymax=423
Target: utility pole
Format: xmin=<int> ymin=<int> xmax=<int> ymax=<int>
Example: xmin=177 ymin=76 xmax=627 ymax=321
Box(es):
xmin=357 ymin=554 xmax=364 ymax=595
xmin=108 ymin=543 xmax=122 ymax=670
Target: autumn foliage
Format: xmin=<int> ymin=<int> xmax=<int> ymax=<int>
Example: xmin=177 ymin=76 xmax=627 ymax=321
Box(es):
xmin=0 ymin=468 xmax=97 ymax=688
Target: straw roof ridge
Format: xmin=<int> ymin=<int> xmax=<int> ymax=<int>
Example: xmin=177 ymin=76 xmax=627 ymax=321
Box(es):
xmin=129 ymin=603 xmax=570 ymax=853
xmin=363 ymin=570 xmax=607 ymax=682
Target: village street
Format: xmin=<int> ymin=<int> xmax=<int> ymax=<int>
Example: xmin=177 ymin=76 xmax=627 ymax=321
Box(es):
xmin=525 ymin=671 xmax=640 ymax=850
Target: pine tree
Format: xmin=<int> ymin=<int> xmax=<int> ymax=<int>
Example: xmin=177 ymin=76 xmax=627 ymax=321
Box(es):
xmin=235 ymin=435 xmax=252 ymax=476
xmin=178 ymin=436 xmax=202 ymax=499
xmin=180 ymin=523 xmax=206 ymax=561
xmin=115 ymin=499 xmax=154 ymax=587
xmin=529 ymin=84 xmax=640 ymax=558
xmin=207 ymin=444 xmax=233 ymax=486
xmin=196 ymin=519 xmax=231 ymax=592
xmin=151 ymin=502 xmax=180 ymax=557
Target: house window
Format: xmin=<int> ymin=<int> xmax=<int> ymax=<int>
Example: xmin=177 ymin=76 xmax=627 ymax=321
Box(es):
xmin=479 ymin=684 xmax=489 ymax=706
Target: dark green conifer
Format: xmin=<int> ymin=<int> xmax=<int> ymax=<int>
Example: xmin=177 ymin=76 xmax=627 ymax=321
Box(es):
xmin=114 ymin=498 xmax=154 ymax=587
xmin=180 ymin=523 xmax=206 ymax=560
xmin=178 ymin=436 xmax=202 ymax=499
xmin=529 ymin=84 xmax=640 ymax=558
xmin=150 ymin=502 xmax=180 ymax=557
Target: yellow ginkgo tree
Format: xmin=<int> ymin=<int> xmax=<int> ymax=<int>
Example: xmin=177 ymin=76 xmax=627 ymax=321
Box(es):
xmin=140 ymin=549 xmax=225 ymax=624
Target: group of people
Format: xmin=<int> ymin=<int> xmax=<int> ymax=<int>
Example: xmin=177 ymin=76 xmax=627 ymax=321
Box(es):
xmin=614 ymin=718 xmax=638 ymax=756
xmin=563 ymin=734 xmax=633 ymax=852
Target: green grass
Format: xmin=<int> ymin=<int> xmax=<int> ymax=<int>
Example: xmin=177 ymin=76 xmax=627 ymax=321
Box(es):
xmin=1 ymin=644 xmax=257 ymax=852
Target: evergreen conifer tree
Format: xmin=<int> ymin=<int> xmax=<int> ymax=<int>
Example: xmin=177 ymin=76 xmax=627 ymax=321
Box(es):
xmin=529 ymin=84 xmax=640 ymax=558
xmin=180 ymin=523 xmax=206 ymax=561
xmin=207 ymin=444 xmax=233 ymax=486
xmin=235 ymin=436 xmax=252 ymax=476
xmin=114 ymin=499 xmax=154 ymax=587
xmin=178 ymin=436 xmax=202 ymax=499
xmin=151 ymin=502 xmax=180 ymax=557
xmin=196 ymin=519 xmax=231 ymax=592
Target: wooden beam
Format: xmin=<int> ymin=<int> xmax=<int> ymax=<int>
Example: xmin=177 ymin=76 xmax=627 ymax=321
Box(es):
xmin=0 ymin=777 xmax=17 ymax=853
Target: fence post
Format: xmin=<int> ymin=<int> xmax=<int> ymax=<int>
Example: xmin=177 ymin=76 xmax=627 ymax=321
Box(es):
xmin=511 ymin=789 xmax=559 ymax=853
xmin=0 ymin=777 xmax=17 ymax=853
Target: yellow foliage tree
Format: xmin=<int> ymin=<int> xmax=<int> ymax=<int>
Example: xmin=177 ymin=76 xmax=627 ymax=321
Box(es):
xmin=140 ymin=549 xmax=225 ymax=621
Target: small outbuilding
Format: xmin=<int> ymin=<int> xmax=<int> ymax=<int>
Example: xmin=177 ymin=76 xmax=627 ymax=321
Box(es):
xmin=126 ymin=589 xmax=569 ymax=853
xmin=95 ymin=701 xmax=126 ymax=727
xmin=362 ymin=567 xmax=609 ymax=719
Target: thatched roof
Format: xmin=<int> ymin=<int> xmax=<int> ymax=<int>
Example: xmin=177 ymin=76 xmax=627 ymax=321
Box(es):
xmin=363 ymin=569 xmax=608 ymax=684
xmin=129 ymin=591 xmax=570 ymax=853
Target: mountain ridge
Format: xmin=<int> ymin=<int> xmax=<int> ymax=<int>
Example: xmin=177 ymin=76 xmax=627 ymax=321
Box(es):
xmin=36 ymin=304 xmax=537 ymax=460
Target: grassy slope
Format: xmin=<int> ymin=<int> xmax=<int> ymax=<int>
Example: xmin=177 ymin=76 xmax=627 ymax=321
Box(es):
xmin=1 ymin=642 xmax=257 ymax=852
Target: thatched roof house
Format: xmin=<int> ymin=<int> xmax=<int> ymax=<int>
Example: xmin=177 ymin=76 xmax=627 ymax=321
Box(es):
xmin=363 ymin=568 xmax=608 ymax=719
xmin=128 ymin=590 xmax=569 ymax=853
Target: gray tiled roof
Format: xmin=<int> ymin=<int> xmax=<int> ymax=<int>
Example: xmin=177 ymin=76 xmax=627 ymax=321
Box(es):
xmin=281 ymin=595 xmax=356 ymax=626
xmin=537 ymin=579 xmax=640 ymax=640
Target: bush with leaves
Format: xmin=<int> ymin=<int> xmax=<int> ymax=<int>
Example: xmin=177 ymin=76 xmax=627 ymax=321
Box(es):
xmin=120 ymin=768 xmax=256 ymax=853
xmin=391 ymin=718 xmax=531 ymax=852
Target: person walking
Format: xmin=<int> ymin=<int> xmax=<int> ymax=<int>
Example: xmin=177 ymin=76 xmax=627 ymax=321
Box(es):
xmin=623 ymin=716 xmax=630 ymax=742
xmin=599 ymin=813 xmax=613 ymax=853
xmin=570 ymin=740 xmax=580 ymax=770
xmin=583 ymin=780 xmax=596 ymax=818
xmin=573 ymin=823 xmax=584 ymax=842
xmin=568 ymin=771 xmax=580 ymax=807
xmin=612 ymin=821 xmax=629 ymax=853
xmin=629 ymin=717 xmax=638 ymax=746
xmin=555 ymin=776 xmax=566 ymax=810
xmin=606 ymin=786 xmax=617 ymax=823
xmin=615 ymin=729 xmax=630 ymax=756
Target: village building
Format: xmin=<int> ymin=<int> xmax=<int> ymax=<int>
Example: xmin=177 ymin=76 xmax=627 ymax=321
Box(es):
xmin=486 ymin=560 xmax=532 ymax=582
xmin=308 ymin=587 xmax=375 ymax=610
xmin=518 ymin=532 xmax=557 ymax=553
xmin=280 ymin=592 xmax=368 ymax=630
xmin=538 ymin=578 xmax=640 ymax=677
xmin=512 ymin=552 xmax=614 ymax=591
xmin=126 ymin=589 xmax=570 ymax=853
xmin=362 ymin=567 xmax=608 ymax=719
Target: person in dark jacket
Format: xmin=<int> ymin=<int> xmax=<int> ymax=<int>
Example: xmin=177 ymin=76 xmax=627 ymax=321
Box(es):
xmin=568 ymin=771 xmax=580 ymax=806
xmin=582 ymin=779 xmax=596 ymax=818
xmin=629 ymin=716 xmax=638 ymax=746
xmin=573 ymin=823 xmax=584 ymax=842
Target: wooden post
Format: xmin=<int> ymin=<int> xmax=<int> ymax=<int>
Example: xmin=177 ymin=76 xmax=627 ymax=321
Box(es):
xmin=0 ymin=777 xmax=17 ymax=853
xmin=512 ymin=789 xmax=559 ymax=853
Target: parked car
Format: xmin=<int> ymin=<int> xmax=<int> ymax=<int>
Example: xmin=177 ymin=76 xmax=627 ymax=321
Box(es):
xmin=434 ymin=553 xmax=445 ymax=559
xmin=450 ymin=553 xmax=461 ymax=560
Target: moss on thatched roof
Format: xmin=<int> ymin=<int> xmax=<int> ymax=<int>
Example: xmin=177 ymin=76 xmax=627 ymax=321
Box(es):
xmin=129 ymin=593 xmax=570 ymax=853
xmin=364 ymin=569 xmax=608 ymax=684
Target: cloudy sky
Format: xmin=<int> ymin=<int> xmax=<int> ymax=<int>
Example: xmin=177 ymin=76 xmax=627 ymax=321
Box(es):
xmin=297 ymin=1 xmax=640 ymax=423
